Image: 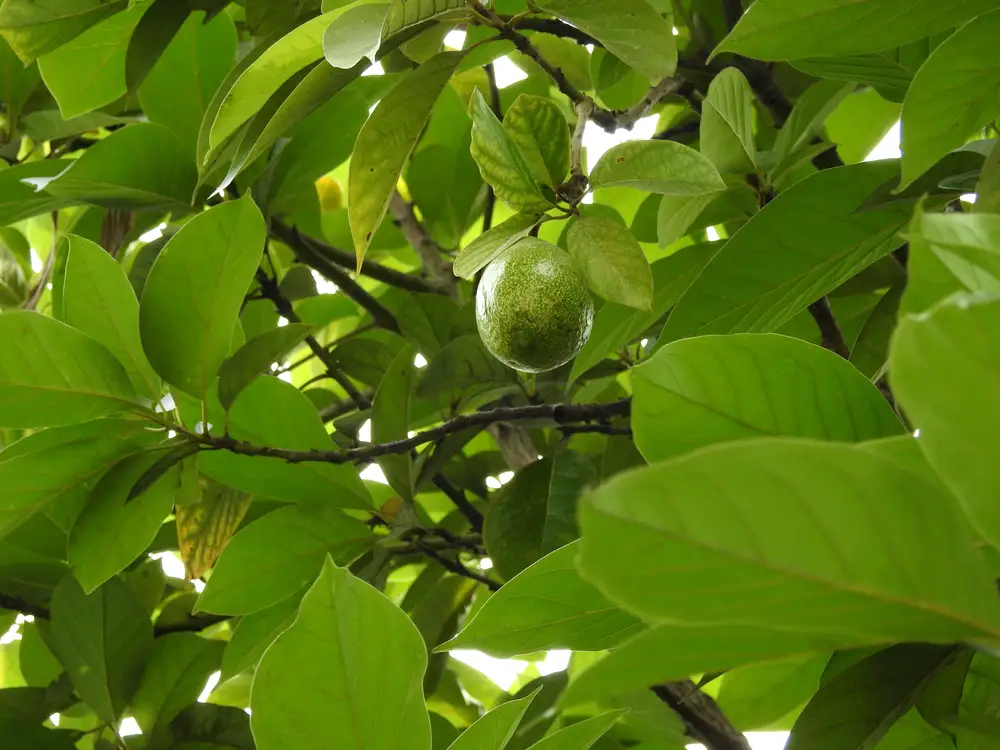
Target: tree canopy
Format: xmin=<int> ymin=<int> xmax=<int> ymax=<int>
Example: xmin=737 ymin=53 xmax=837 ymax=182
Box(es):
xmin=0 ymin=0 xmax=998 ymax=749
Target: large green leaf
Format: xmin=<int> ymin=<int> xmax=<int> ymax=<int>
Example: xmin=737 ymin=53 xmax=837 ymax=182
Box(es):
xmin=0 ymin=419 xmax=152 ymax=538
xmin=209 ymin=10 xmax=339 ymax=149
xmin=453 ymin=213 xmax=539 ymax=280
xmin=0 ymin=160 xmax=75 ymax=226
xmin=439 ymin=542 xmax=642 ymax=658
xmin=716 ymin=654 xmax=829 ymax=731
xmin=0 ymin=0 xmax=127 ymax=63
xmin=138 ymin=10 xmax=237 ymax=156
xmin=655 ymin=192 xmax=724 ymax=248
xmin=46 ymin=575 xmax=153 ymax=723
xmin=578 ymin=439 xmax=1000 ymax=641
xmin=196 ymin=504 xmax=372 ymax=616
xmin=568 ymin=244 xmax=715 ymax=383
xmin=381 ymin=0 xmax=469 ymax=44
xmin=891 ymin=293 xmax=1000 ymax=550
xmin=525 ymin=712 xmax=623 ymax=750
xmin=633 ymin=334 xmax=903 ymax=462
xmin=900 ymin=10 xmax=1000 ymax=188
xmin=43 ymin=123 xmax=197 ymax=212
xmin=567 ymin=216 xmax=652 ymax=311
xmin=502 ymin=94 xmax=571 ymax=188
xmin=700 ymin=67 xmax=756 ymax=174
xmin=770 ymin=80 xmax=853 ymax=176
xmin=533 ymin=0 xmax=676 ymax=80
xmin=589 ymin=141 xmax=726 ymax=196
xmin=251 ymin=558 xmax=431 ymax=750
xmin=791 ymin=53 xmax=916 ymax=104
xmin=36 ymin=2 xmax=145 ymax=119
xmin=218 ymin=323 xmax=313 ymax=411
xmin=200 ymin=376 xmax=372 ymax=509
xmin=0 ymin=37 xmax=40 ymax=126
xmin=129 ymin=632 xmax=224 ymax=734
xmin=139 ymin=194 xmax=265 ymax=398
xmin=220 ymin=594 xmax=299 ymax=680
xmin=323 ymin=3 xmax=388 ymax=69
xmin=349 ymin=51 xmax=463 ymax=267
xmin=468 ymin=88 xmax=553 ymax=214
xmin=0 ymin=311 xmax=136 ymax=428
xmin=714 ymin=0 xmax=996 ymax=61
xmin=373 ymin=343 xmax=417 ymax=500
xmin=448 ymin=690 xmax=538 ymax=750
xmin=787 ymin=645 xmax=960 ymax=750
xmin=58 ymin=234 xmax=160 ymax=400
xmin=660 ymin=162 xmax=910 ymax=343
xmin=906 ymin=209 xmax=1000 ymax=295
xmin=67 ymin=450 xmax=175 ymax=593
xmin=123 ymin=0 xmax=190 ymax=93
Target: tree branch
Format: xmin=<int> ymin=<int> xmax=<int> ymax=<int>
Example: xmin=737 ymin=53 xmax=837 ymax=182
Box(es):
xmin=415 ymin=543 xmax=499 ymax=590
xmin=271 ymin=220 xmax=438 ymax=294
xmin=270 ymin=224 xmax=400 ymax=332
xmin=504 ymin=16 xmax=600 ymax=46
xmin=433 ymin=474 xmax=485 ymax=532
xmin=808 ymin=297 xmax=851 ymax=359
xmin=188 ymin=399 xmax=631 ymax=466
xmin=481 ymin=62 xmax=502 ymax=233
xmin=389 ymin=192 xmax=453 ymax=294
xmin=653 ymin=681 xmax=752 ymax=750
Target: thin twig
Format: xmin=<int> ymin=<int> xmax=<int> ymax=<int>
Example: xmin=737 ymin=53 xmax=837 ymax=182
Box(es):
xmin=481 ymin=62 xmax=502 ymax=233
xmin=653 ymin=681 xmax=752 ymax=750
xmin=389 ymin=192 xmax=453 ymax=293
xmin=433 ymin=474 xmax=485 ymax=532
xmin=416 ymin=542 xmax=499 ymax=590
xmin=808 ymin=297 xmax=851 ymax=359
xmin=23 ymin=211 xmax=57 ymax=311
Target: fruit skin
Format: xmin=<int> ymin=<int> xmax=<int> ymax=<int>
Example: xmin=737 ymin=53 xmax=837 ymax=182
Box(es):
xmin=476 ymin=238 xmax=594 ymax=373
xmin=315 ymin=175 xmax=343 ymax=212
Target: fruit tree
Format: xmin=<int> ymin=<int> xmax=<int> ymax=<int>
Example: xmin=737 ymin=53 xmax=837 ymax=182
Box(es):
xmin=0 ymin=0 xmax=998 ymax=749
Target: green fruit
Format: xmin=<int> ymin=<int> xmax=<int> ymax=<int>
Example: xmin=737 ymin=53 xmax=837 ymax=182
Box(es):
xmin=476 ymin=239 xmax=594 ymax=373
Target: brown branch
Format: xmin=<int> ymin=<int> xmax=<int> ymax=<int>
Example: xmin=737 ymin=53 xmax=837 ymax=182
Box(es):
xmin=504 ymin=16 xmax=600 ymax=46
xmin=389 ymin=192 xmax=453 ymax=293
xmin=433 ymin=474 xmax=484 ymax=532
xmin=808 ymin=297 xmax=851 ymax=359
xmin=194 ymin=399 xmax=632 ymax=466
xmin=481 ymin=62 xmax=502 ymax=233
xmin=269 ymin=224 xmax=400 ymax=332
xmin=416 ymin=543 xmax=499 ymax=590
xmin=653 ymin=681 xmax=751 ymax=750
xmin=654 ymin=120 xmax=700 ymax=142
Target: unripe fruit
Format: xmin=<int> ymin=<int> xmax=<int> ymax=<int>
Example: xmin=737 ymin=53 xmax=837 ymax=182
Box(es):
xmin=476 ymin=239 xmax=594 ymax=373
xmin=315 ymin=176 xmax=343 ymax=212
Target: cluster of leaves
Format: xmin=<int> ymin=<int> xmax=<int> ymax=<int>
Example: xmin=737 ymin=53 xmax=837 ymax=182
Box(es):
xmin=0 ymin=0 xmax=999 ymax=749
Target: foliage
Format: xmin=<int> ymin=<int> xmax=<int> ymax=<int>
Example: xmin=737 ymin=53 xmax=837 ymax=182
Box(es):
xmin=0 ymin=1 xmax=997 ymax=749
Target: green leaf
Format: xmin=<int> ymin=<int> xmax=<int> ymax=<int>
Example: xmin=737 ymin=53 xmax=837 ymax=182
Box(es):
xmin=220 ymin=594 xmax=299 ymax=680
xmin=790 ymin=53 xmax=916 ymax=104
xmin=713 ymin=0 xmax=996 ymax=61
xmin=716 ymin=654 xmax=829 ymax=731
xmin=382 ymin=0 xmax=469 ymax=44
xmin=786 ymin=645 xmax=960 ymax=750
xmin=0 ymin=37 xmax=40 ymax=125
xmin=323 ymin=3 xmax=388 ymax=69
xmin=589 ymin=141 xmax=726 ymax=196
xmin=976 ymin=141 xmax=1000 ymax=215
xmin=850 ymin=284 xmax=904 ymax=380
xmin=453 ymin=213 xmax=540 ymax=279
xmin=397 ymin=293 xmax=459 ymax=354
xmin=533 ymin=0 xmax=676 ymax=81
xmin=439 ymin=542 xmax=642 ymax=658
xmin=159 ymin=703 xmax=256 ymax=749
xmin=0 ymin=419 xmax=152 ymax=537
xmin=67 ymin=450 xmax=175 ymax=593
xmin=250 ymin=558 xmax=432 ymax=750
xmin=175 ymin=476 xmax=251 ymax=581
xmin=200 ymin=376 xmax=372 ymax=508
xmin=36 ymin=2 xmax=145 ymax=119
xmin=209 ymin=11 xmax=340 ymax=150
xmin=568 ymin=244 xmax=715 ymax=383
xmin=0 ymin=246 xmax=26 ymax=308
xmin=633 ymin=334 xmax=903 ymax=463
xmin=0 ymin=0 xmax=127 ymax=63
xmin=578 ymin=439 xmax=1000 ymax=641
xmin=484 ymin=455 xmax=593 ymax=581
xmin=771 ymin=80 xmax=853 ymax=175
xmin=59 ymin=234 xmax=160 ymax=400
xmin=123 ymin=0 xmax=189 ymax=92
xmin=373 ymin=343 xmax=417 ymax=500
xmin=891 ymin=293 xmax=1000 ymax=551
xmin=0 ymin=311 xmax=137 ymax=429
xmin=448 ymin=689 xmax=539 ymax=750
xmin=350 ymin=51 xmax=464 ymax=267
xmin=502 ymin=94 xmax=571 ymax=188
xmin=700 ymin=67 xmax=756 ymax=174
xmin=139 ymin=10 xmax=237 ymax=157
xmin=525 ymin=711 xmax=624 ymax=750
xmin=46 ymin=575 xmax=153 ymax=723
xmin=218 ymin=323 xmax=313 ymax=410
xmin=917 ymin=648 xmax=973 ymax=733
xmin=129 ymin=632 xmax=224 ymax=734
xmin=197 ymin=504 xmax=371 ymax=616
xmin=43 ymin=123 xmax=197 ymax=212
xmin=139 ymin=194 xmax=265 ymax=398
xmin=468 ymin=88 xmax=553 ymax=214
xmin=660 ymin=162 xmax=910 ymax=343
xmin=900 ymin=10 xmax=1000 ymax=189
xmin=655 ymin=192 xmax=724 ymax=248
xmin=0 ymin=161 xmax=76 ymax=225
xmin=567 ymin=217 xmax=652 ymax=310
xmin=907 ymin=209 xmax=1000 ymax=295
